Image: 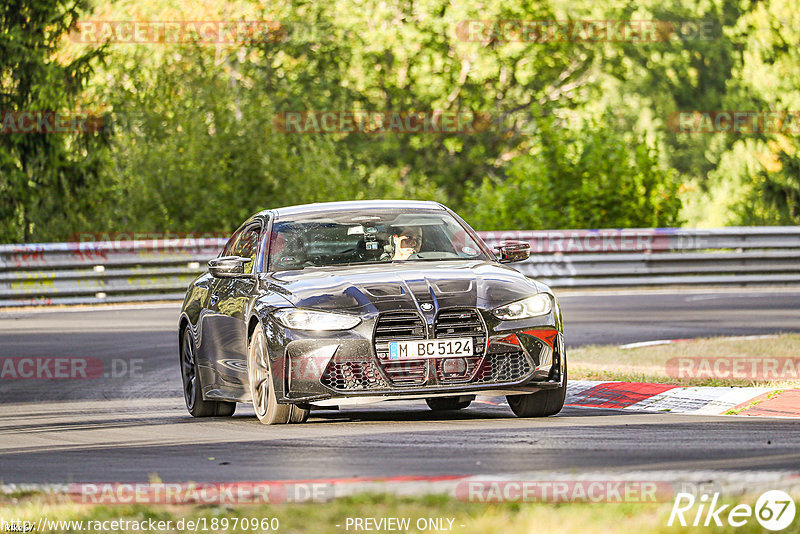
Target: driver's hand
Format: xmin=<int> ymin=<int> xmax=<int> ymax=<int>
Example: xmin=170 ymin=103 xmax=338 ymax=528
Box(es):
xmin=395 ymin=247 xmax=416 ymax=260
xmin=392 ymin=236 xmax=417 ymax=260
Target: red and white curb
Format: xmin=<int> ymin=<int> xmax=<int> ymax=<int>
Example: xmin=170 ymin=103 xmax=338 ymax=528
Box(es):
xmin=565 ymin=380 xmax=800 ymax=417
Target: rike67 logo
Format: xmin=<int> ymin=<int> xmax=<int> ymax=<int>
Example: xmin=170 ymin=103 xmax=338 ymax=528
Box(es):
xmin=669 ymin=490 xmax=796 ymax=531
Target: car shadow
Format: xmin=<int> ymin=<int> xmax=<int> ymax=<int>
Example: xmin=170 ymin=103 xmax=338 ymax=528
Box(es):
xmin=231 ymin=401 xmax=642 ymax=425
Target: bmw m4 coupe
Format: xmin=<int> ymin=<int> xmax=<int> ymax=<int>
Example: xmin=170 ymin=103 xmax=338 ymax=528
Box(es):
xmin=179 ymin=200 xmax=566 ymax=424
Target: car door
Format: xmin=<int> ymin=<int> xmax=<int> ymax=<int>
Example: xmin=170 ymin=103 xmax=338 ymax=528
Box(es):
xmin=201 ymin=221 xmax=264 ymax=400
xmin=195 ymin=225 xmax=242 ymax=390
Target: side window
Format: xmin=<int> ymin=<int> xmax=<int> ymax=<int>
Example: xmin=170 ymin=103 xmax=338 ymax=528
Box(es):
xmin=232 ymin=226 xmax=260 ymax=274
xmin=258 ymin=220 xmax=272 ymax=272
xmin=221 ymin=227 xmax=244 ymax=258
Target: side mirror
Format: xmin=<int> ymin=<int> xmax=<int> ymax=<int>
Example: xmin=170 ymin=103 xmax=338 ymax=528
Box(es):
xmin=208 ymin=256 xmax=253 ymax=278
xmin=495 ymin=241 xmax=531 ymax=263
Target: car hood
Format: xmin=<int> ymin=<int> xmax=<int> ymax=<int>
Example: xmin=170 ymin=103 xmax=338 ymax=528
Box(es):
xmin=264 ymin=260 xmax=547 ymax=314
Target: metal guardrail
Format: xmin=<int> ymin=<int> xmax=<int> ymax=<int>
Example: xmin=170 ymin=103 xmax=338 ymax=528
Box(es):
xmin=478 ymin=227 xmax=800 ymax=288
xmin=1 ymin=227 xmax=799 ymax=307
xmin=0 ymin=239 xmax=226 ymax=307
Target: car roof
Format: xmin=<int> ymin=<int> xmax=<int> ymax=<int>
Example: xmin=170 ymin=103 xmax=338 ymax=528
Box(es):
xmin=260 ymin=200 xmax=446 ymax=220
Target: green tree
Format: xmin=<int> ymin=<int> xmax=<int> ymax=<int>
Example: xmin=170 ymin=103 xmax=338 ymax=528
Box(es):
xmin=102 ymin=43 xmax=438 ymax=233
xmin=0 ymin=0 xmax=108 ymax=242
xmin=724 ymin=0 xmax=800 ymax=224
xmin=464 ymin=117 xmax=682 ymax=230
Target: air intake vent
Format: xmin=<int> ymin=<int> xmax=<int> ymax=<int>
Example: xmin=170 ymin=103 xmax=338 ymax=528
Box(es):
xmin=474 ymin=351 xmax=533 ymax=383
xmin=321 ymin=360 xmax=389 ymax=391
xmin=375 ymin=312 xmax=425 ymax=343
xmin=434 ymin=309 xmax=484 ymax=338
xmin=434 ymin=308 xmax=486 ymax=383
xmin=374 ymin=312 xmax=426 ymax=386
xmin=381 ymin=360 xmax=427 ymax=385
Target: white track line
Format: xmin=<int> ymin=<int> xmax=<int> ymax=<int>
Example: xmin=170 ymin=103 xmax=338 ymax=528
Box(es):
xmin=619 ymin=334 xmax=779 ymax=349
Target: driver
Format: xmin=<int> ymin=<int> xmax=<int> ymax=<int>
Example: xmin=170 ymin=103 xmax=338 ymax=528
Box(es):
xmin=382 ymin=226 xmax=423 ymax=261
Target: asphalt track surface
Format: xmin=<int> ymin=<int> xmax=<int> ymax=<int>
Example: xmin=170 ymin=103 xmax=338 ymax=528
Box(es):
xmin=1 ymin=288 xmax=800 ymax=484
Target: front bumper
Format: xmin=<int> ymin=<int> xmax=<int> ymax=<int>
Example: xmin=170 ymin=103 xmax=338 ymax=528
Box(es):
xmin=264 ymin=307 xmax=564 ymax=405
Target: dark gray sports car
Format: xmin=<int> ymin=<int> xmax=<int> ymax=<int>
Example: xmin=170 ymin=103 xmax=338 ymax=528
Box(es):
xmin=179 ymin=200 xmax=566 ymax=424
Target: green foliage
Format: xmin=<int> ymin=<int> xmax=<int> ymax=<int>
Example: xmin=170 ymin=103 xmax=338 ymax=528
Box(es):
xmin=721 ymin=0 xmax=800 ymax=224
xmin=101 ymin=43 xmax=442 ymax=234
xmin=734 ymin=150 xmax=800 ymax=224
xmin=7 ymin=0 xmax=800 ymax=242
xmin=0 ymin=0 xmax=109 ymax=242
xmin=464 ymin=117 xmax=682 ymax=229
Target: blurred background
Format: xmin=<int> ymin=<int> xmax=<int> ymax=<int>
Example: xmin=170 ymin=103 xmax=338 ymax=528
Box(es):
xmin=1 ymin=0 xmax=798 ymax=243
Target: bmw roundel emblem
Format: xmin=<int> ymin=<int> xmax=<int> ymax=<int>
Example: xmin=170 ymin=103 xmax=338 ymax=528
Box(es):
xmin=421 ymin=303 xmax=433 ymax=312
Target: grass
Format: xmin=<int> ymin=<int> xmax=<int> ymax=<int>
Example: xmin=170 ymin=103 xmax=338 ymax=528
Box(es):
xmin=2 ymin=492 xmax=799 ymax=534
xmin=569 ymin=334 xmax=800 ymax=387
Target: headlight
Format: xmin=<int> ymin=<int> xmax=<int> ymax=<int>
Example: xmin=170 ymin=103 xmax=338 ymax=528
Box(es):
xmin=492 ymin=294 xmax=552 ymax=320
xmin=272 ymin=309 xmax=361 ymax=330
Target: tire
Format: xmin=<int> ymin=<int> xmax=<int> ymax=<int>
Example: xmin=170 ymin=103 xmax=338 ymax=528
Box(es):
xmin=248 ymin=323 xmax=309 ymax=425
xmin=425 ymin=396 xmax=472 ymax=411
xmin=507 ymin=346 xmax=567 ymax=418
xmin=181 ymin=325 xmax=236 ymax=417
xmin=289 ymin=404 xmax=310 ymax=423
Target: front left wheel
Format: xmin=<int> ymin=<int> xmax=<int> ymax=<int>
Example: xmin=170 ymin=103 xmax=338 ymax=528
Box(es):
xmin=248 ymin=323 xmax=309 ymax=425
xmin=181 ymin=325 xmax=235 ymax=417
xmin=506 ymin=346 xmax=567 ymax=418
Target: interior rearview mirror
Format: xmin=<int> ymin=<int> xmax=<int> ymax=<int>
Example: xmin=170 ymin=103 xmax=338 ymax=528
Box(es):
xmin=208 ymin=256 xmax=253 ymax=278
xmin=495 ymin=241 xmax=531 ymax=263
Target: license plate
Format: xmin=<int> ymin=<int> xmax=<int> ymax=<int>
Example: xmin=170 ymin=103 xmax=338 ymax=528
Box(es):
xmin=388 ymin=338 xmax=473 ymax=360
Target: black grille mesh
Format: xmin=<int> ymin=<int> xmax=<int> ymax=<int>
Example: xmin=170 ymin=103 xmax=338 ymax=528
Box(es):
xmin=374 ymin=312 xmax=427 ymax=386
xmin=434 ymin=308 xmax=486 ymax=383
xmin=434 ymin=309 xmax=484 ymax=339
xmin=320 ymin=360 xmax=388 ymax=390
xmin=319 ymin=310 xmax=534 ymax=391
xmin=474 ymin=351 xmax=533 ymax=383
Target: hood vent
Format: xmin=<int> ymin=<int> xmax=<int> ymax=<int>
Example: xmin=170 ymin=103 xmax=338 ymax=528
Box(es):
xmin=362 ymin=284 xmax=404 ymax=297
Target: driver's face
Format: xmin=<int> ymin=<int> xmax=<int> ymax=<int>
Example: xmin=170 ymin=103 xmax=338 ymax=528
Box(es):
xmin=392 ymin=228 xmax=422 ymax=260
xmin=397 ymin=231 xmax=422 ymax=251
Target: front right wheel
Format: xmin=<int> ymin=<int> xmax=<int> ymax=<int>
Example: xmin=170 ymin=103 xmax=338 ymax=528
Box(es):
xmin=248 ymin=323 xmax=309 ymax=425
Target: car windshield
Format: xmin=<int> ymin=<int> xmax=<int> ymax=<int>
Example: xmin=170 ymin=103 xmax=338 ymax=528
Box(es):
xmin=268 ymin=207 xmax=490 ymax=271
